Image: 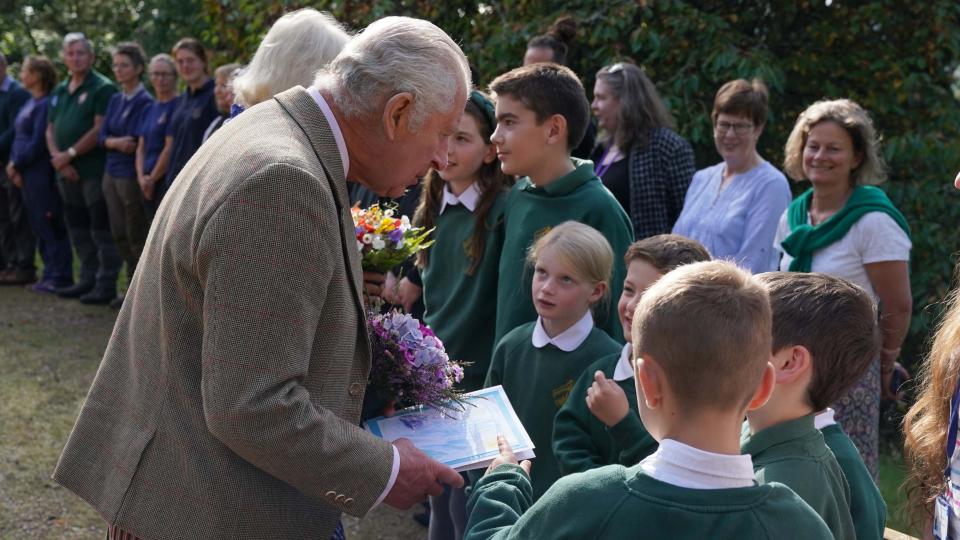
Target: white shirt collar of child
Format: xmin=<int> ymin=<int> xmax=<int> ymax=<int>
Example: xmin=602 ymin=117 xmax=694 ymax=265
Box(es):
xmin=814 ymin=408 xmax=837 ymax=429
xmin=531 ymin=311 xmax=593 ymax=352
xmin=612 ymin=343 xmax=634 ymax=382
xmin=439 ymin=181 xmax=480 ymax=214
xmin=307 ymin=86 xmax=349 ymax=179
xmin=640 ymin=438 xmax=756 ymax=489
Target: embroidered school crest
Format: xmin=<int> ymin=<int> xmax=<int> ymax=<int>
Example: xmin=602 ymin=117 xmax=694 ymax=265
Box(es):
xmin=158 ymin=112 xmax=166 ymax=124
xmin=78 ymin=92 xmax=88 ymax=105
xmin=552 ymin=379 xmax=575 ymax=408
xmin=191 ymin=106 xmax=202 ymax=119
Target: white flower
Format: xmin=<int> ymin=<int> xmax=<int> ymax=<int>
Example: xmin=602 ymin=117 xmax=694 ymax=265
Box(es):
xmin=385 ymin=208 xmax=395 ymax=218
xmin=372 ymin=235 xmax=385 ymax=250
xmin=362 ymin=233 xmax=373 ymax=245
xmin=399 ymin=215 xmax=411 ymax=232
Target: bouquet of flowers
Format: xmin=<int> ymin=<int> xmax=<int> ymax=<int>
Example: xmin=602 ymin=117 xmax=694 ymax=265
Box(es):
xmin=366 ymin=310 xmax=467 ymax=414
xmin=351 ymin=203 xmax=433 ymax=273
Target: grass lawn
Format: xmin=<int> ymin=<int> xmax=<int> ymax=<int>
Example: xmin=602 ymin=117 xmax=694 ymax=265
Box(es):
xmin=0 ymin=276 xmax=916 ymax=538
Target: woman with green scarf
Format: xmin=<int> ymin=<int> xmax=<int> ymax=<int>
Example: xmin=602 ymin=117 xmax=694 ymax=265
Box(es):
xmin=773 ymin=99 xmax=911 ymax=480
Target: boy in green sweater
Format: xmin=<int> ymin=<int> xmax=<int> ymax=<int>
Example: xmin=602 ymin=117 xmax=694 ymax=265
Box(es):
xmin=743 ymin=272 xmax=882 ymax=540
xmin=553 ymin=234 xmax=710 ymax=474
xmin=465 ymin=261 xmax=832 ymax=540
xmin=488 ymin=63 xmax=633 ymax=343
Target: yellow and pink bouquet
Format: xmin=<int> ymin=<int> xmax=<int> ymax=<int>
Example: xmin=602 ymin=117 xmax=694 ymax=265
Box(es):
xmin=350 ymin=203 xmax=433 ymax=273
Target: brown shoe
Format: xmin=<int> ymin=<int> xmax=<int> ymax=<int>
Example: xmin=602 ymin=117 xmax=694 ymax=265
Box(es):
xmin=0 ymin=269 xmax=36 ymax=285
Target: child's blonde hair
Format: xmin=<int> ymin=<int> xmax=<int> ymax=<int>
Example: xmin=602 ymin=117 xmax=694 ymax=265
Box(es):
xmin=526 ymin=221 xmax=613 ymax=309
xmin=633 ymin=261 xmax=771 ymax=414
xmin=904 ymin=271 xmax=960 ymax=528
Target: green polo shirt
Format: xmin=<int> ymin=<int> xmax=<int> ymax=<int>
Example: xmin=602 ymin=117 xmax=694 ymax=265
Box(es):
xmin=49 ymin=69 xmax=117 ymax=180
xmin=742 ymin=414 xmax=856 ymax=540
xmin=495 ymin=158 xmax=634 ymax=343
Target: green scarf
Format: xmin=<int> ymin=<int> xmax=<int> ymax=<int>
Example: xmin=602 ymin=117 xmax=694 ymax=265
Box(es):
xmin=781 ymin=185 xmax=910 ymax=272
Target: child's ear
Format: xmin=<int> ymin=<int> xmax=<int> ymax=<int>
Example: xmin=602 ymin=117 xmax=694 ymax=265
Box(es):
xmin=747 ymin=361 xmax=777 ymax=411
xmin=588 ymin=281 xmax=607 ymax=305
xmin=545 ymin=113 xmax=568 ymax=146
xmin=381 ymin=92 xmax=414 ymax=141
xmin=776 ymin=345 xmax=812 ymax=384
xmin=482 ymin=143 xmax=497 ymax=165
xmin=635 ymin=355 xmax=663 ymax=409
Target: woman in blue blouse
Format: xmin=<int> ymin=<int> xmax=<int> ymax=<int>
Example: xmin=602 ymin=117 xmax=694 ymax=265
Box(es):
xmin=136 ymin=53 xmax=179 ymax=216
xmin=5 ymin=56 xmax=72 ymax=293
xmin=672 ymin=79 xmax=791 ymax=273
xmin=590 ymin=62 xmax=695 ymax=240
xmin=100 ymin=42 xmax=154 ymax=296
xmin=165 ymin=38 xmax=217 ymax=188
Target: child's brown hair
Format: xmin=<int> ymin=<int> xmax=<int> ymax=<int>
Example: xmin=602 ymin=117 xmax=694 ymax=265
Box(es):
xmin=624 ymin=234 xmax=710 ymax=273
xmin=756 ymin=272 xmax=880 ymax=411
xmin=633 ymin=261 xmax=771 ymax=413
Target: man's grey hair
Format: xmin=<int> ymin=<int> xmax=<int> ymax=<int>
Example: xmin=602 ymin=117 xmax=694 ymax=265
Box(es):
xmin=233 ymin=9 xmax=350 ymax=108
xmin=315 ymin=16 xmax=471 ymax=129
xmin=63 ymin=32 xmax=93 ymax=54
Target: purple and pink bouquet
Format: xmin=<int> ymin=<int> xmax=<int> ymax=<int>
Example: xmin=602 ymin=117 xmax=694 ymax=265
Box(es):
xmin=366 ymin=310 xmax=467 ymax=413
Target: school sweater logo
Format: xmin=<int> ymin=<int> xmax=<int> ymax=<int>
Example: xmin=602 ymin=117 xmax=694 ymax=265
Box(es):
xmin=552 ymin=379 xmax=574 ymax=408
xmin=78 ymin=92 xmax=88 ymax=105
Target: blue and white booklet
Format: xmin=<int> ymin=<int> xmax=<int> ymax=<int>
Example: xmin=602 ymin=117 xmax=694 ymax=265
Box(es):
xmin=364 ymin=385 xmax=536 ymax=472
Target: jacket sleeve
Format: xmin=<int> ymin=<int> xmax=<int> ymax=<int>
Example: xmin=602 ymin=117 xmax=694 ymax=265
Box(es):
xmin=11 ymin=102 xmax=49 ymax=168
xmin=196 ymin=162 xmax=394 ymax=517
xmin=0 ymin=87 xmax=29 ymax=158
xmin=662 ymin=134 xmax=695 ymax=229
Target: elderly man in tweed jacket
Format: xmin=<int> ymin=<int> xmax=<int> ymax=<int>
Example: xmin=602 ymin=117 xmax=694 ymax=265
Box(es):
xmin=53 ymin=16 xmax=469 ymax=539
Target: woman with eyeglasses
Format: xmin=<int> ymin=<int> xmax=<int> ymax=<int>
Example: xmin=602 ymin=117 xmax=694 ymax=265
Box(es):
xmin=672 ymin=79 xmax=791 ymax=273
xmin=135 ymin=54 xmax=179 ymax=217
xmin=590 ymin=62 xmax=695 ymax=240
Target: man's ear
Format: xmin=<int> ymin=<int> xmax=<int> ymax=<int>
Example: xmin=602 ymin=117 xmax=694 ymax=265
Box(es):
xmin=382 ymin=92 xmax=415 ymax=141
xmin=544 ymin=113 xmax=568 ymax=146
xmin=635 ymin=355 xmax=663 ymax=409
xmin=747 ymin=361 xmax=777 ymax=411
xmin=777 ymin=345 xmax=812 ymax=384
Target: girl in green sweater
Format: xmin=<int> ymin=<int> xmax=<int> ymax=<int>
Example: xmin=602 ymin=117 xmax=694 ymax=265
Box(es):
xmin=485 ymin=221 xmax=621 ymax=501
xmin=410 ymin=91 xmax=512 ymax=540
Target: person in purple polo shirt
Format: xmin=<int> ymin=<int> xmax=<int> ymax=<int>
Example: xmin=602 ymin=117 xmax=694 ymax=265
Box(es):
xmin=99 ymin=41 xmax=154 ymax=307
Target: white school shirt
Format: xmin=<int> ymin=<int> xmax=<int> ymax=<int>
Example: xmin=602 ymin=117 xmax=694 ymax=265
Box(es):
xmin=640 ymin=438 xmax=756 ymax=489
xmin=439 ymin=181 xmax=480 ymax=214
xmin=773 ymin=211 xmax=911 ymax=301
xmin=531 ymin=311 xmax=594 ymax=352
xmin=612 ymin=343 xmax=634 ymax=382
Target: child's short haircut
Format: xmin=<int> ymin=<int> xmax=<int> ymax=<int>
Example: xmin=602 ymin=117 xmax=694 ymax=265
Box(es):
xmin=527 ymin=221 xmax=613 ymax=306
xmin=489 ymin=63 xmax=590 ymax=151
xmin=756 ymin=272 xmax=880 ymax=411
xmin=633 ymin=261 xmax=771 ymax=413
xmin=625 ymin=234 xmax=711 ymax=272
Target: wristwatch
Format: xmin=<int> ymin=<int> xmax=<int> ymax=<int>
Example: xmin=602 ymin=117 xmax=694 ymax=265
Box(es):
xmin=67 ymin=146 xmax=77 ymax=158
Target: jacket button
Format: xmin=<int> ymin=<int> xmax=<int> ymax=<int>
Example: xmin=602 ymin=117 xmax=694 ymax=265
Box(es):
xmin=349 ymin=382 xmax=363 ymax=397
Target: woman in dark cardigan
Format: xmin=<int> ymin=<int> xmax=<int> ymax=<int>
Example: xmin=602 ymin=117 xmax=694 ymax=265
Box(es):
xmin=590 ymin=62 xmax=695 ymax=240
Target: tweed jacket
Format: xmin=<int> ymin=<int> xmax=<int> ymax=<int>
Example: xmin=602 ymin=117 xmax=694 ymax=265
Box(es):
xmin=53 ymin=87 xmax=394 ymax=539
xmin=626 ymin=126 xmax=695 ymax=240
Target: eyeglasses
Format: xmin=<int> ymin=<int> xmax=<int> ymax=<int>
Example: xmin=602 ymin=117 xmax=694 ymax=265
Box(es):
xmin=715 ymin=121 xmax=755 ymax=135
xmin=149 ymin=72 xmax=176 ymax=78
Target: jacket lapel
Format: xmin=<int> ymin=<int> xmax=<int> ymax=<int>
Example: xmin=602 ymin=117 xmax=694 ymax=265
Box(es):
xmin=274 ymin=87 xmax=368 ymax=327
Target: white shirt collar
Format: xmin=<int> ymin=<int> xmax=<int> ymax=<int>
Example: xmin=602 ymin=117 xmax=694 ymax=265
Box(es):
xmin=439 ymin=182 xmax=481 ymax=214
xmin=640 ymin=439 xmax=756 ymax=490
xmin=814 ymin=408 xmax=837 ymax=430
xmin=307 ymin=85 xmax=349 ymax=179
xmin=612 ymin=343 xmax=634 ymax=382
xmin=531 ymin=311 xmax=594 ymax=352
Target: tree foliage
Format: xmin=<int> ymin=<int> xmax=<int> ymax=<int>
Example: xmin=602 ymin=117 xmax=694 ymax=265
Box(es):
xmin=2 ymin=0 xmax=959 ymax=363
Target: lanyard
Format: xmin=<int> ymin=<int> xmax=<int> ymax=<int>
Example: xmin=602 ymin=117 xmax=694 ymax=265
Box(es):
xmin=945 ymin=377 xmax=960 ymax=479
xmin=594 ymin=146 xmax=619 ymax=179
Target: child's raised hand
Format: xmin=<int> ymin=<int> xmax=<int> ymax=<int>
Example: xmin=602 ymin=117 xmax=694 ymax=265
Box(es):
xmin=586 ymin=371 xmax=630 ymax=427
xmin=485 ymin=435 xmax=532 ymax=476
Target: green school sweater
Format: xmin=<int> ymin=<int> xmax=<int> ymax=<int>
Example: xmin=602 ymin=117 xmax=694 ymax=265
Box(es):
xmin=422 ymin=194 xmax=506 ymax=392
xmin=742 ymin=415 xmax=856 ymax=540
xmin=552 ymin=350 xmax=657 ymax=475
xmin=485 ymin=321 xmax=620 ymax=501
xmin=822 ymin=423 xmax=887 ymax=540
xmin=465 ymin=463 xmax=833 ymax=540
xmin=494 ymin=158 xmax=634 ymax=343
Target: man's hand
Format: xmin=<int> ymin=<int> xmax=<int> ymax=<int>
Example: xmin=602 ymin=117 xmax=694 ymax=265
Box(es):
xmin=397 ymin=277 xmax=422 ymax=313
xmin=5 ymin=162 xmax=16 ymax=181
xmin=586 ymin=371 xmax=630 ymax=427
xmin=383 ymin=438 xmax=464 ymax=510
xmin=10 ymin=171 xmax=23 ymax=189
xmin=485 ymin=435 xmax=531 ymax=476
xmin=363 ymin=271 xmax=386 ymax=298
xmin=60 ymin=164 xmax=80 ymax=183
xmin=51 ymin=150 xmax=72 ymax=170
